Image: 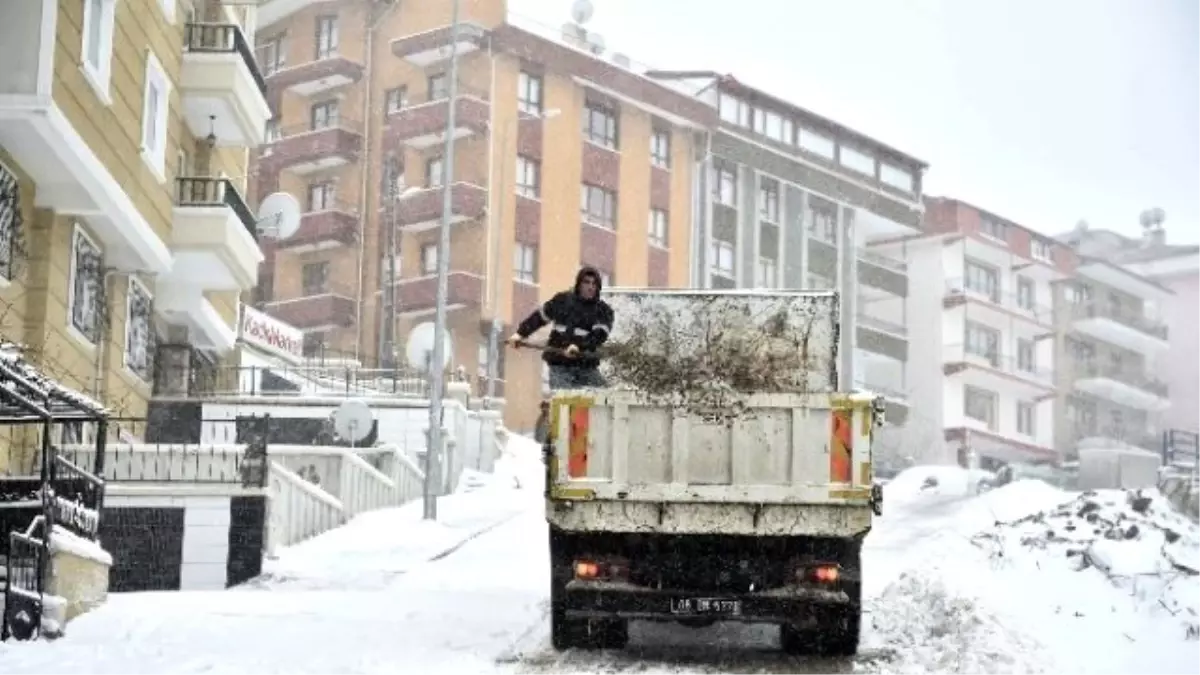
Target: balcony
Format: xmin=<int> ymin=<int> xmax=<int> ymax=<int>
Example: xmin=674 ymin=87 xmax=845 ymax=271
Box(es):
xmin=807 ymin=232 xmax=908 ymax=296
xmin=168 ymin=177 xmax=263 ymax=291
xmin=942 ymin=344 xmax=1055 ymax=399
xmin=385 ymin=87 xmax=491 ymax=150
xmin=395 ymin=182 xmax=487 ymax=232
xmin=856 ymin=313 xmax=908 ymax=361
xmin=943 ymin=278 xmax=1055 ymax=327
xmin=181 ymin=23 xmax=271 ymax=147
xmin=276 ymin=202 xmax=360 ymax=253
xmin=1074 ymin=362 xmax=1169 ymax=412
xmin=390 ymin=22 xmax=490 ymax=66
xmin=266 ymin=287 xmax=357 ymax=330
xmin=396 ymin=272 xmax=484 ymax=317
xmin=263 ymin=53 xmax=365 ymax=97
xmin=1069 ymin=302 xmax=1169 ymax=354
xmin=260 ymin=120 xmax=363 ymax=175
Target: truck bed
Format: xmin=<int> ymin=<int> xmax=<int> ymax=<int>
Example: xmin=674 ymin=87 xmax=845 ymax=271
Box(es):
xmin=545 ymin=390 xmax=882 ymax=537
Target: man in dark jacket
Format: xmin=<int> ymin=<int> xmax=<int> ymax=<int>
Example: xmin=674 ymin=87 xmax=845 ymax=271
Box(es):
xmin=507 ymin=266 xmax=613 ymax=389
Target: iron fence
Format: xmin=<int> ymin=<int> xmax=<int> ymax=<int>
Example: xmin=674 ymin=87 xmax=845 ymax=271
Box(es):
xmin=2 ymin=530 xmax=47 ymax=641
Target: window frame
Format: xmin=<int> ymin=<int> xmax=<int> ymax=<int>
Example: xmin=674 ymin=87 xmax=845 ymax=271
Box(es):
xmin=580 ymin=184 xmax=617 ymax=228
xmin=582 ymin=101 xmax=619 ymax=149
xmin=756 ymin=257 xmax=778 ymax=288
xmin=714 ymin=166 xmax=737 ymax=206
xmin=648 ymin=209 xmax=668 ymax=248
xmin=67 ymin=224 xmax=104 ymax=345
xmin=426 ymin=156 xmax=444 ymax=188
xmin=81 ymin=0 xmax=118 ymax=103
xmin=301 ymin=261 xmax=330 ymax=295
xmin=315 ymin=14 xmax=339 ymax=59
xmin=124 ymin=276 xmax=154 ymax=382
xmin=710 ymin=239 xmax=735 ymax=279
xmin=963 ymin=385 xmax=998 ymax=430
xmin=384 ymin=86 xmax=408 ymax=114
xmin=517 ymin=71 xmax=543 ymax=115
xmin=428 ymin=73 xmax=449 ymax=101
xmin=1017 ymin=401 xmax=1036 ymax=436
xmin=758 ymin=178 xmax=780 ymax=223
xmin=420 ymin=243 xmax=439 ymax=275
xmin=513 ymin=243 xmax=537 ymax=283
xmin=515 ymin=156 xmax=540 ymax=199
xmin=650 ymin=129 xmax=671 ymax=168
xmin=140 ymin=51 xmax=171 ymax=182
xmin=310 ymin=100 xmax=339 ymax=130
xmin=0 ymin=160 xmax=20 ymax=281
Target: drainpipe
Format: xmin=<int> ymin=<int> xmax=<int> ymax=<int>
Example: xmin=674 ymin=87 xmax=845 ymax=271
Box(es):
xmin=353 ymin=1 xmax=401 ymax=365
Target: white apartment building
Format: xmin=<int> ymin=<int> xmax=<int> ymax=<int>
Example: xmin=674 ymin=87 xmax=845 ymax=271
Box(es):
xmin=1052 ymin=255 xmax=1171 ymax=455
xmin=910 ymin=197 xmax=1073 ymax=470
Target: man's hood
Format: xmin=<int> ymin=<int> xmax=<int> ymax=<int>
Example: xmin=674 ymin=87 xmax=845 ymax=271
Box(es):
xmin=574 ymin=266 xmax=603 ymax=300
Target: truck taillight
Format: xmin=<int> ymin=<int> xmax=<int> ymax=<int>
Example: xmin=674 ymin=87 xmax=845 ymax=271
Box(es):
xmin=573 ymin=557 xmax=629 ymax=581
xmin=796 ymin=563 xmax=840 ymax=585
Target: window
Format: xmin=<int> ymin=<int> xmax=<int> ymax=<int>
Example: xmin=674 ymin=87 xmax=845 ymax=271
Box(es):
xmin=302 ymin=332 xmax=327 ymax=358
xmin=315 ymin=15 xmax=338 ymax=59
xmin=308 ymin=182 xmax=335 ymax=211
xmin=648 ymin=209 xmax=668 ymax=247
xmin=140 ymin=53 xmax=170 ymax=181
xmin=964 ymin=385 xmax=997 ymax=430
xmin=1031 ymin=238 xmax=1053 ymax=262
xmin=758 ymin=178 xmax=780 ymax=222
xmin=264 ymin=119 xmax=281 ymax=143
xmin=964 ymin=260 xmax=1000 ymax=302
xmin=68 ymin=226 xmax=103 ymax=344
xmin=513 ymin=243 xmax=537 ymax=283
xmin=384 ymin=87 xmax=408 ymax=114
xmin=301 ymin=262 xmax=329 ymax=295
xmin=797 ymin=128 xmax=835 ymax=159
xmin=381 ymin=155 xmax=404 ymax=197
xmin=428 ymin=73 xmax=448 ymax=101
xmin=718 ymin=93 xmax=743 ymax=124
xmin=980 ymin=216 xmax=1007 ymax=241
xmin=580 ymin=184 xmax=616 ymax=228
xmin=1066 ymin=283 xmax=1091 ymax=306
xmin=259 ymin=34 xmax=286 ymax=75
xmin=310 ymin=101 xmax=338 ymax=129
xmin=124 ymin=277 xmax=153 ymax=381
xmin=808 ymin=200 xmax=838 ymax=243
xmin=582 ymin=101 xmax=618 ymax=149
xmin=880 ymin=163 xmax=915 ymax=193
xmin=1016 ymin=277 xmax=1034 ymax=310
xmin=420 ymin=244 xmax=439 ymax=274
xmin=81 ymin=0 xmax=117 ymax=100
xmin=714 ymin=166 xmax=737 ymax=206
xmin=1017 ymin=339 xmax=1036 ymax=373
xmin=756 ymin=257 xmax=778 ymax=288
xmin=517 ymin=71 xmax=542 ymax=114
xmin=1017 ymin=402 xmax=1036 ymax=436
xmin=763 ymin=111 xmax=785 ymax=142
xmin=965 ymin=321 xmax=1000 ymax=366
xmin=426 ymin=156 xmax=444 ymax=188
xmin=650 ymin=129 xmax=671 ymax=168
xmin=710 ymin=240 xmax=735 ymax=278
xmin=516 ymin=156 xmax=540 ymax=198
xmin=839 ymin=145 xmax=875 ymax=176
xmin=0 ymin=162 xmax=20 ymax=280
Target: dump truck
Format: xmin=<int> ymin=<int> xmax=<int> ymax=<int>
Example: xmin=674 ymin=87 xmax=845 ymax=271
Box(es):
xmin=541 ymin=289 xmax=884 ymax=655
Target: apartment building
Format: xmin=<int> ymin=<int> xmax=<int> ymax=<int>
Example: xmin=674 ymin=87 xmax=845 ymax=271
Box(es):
xmin=250 ymin=0 xmax=709 ymax=430
xmin=915 ymin=198 xmax=1076 ymax=469
xmin=0 ymin=0 xmax=269 ymax=471
xmin=1056 ymin=221 xmax=1188 ymax=442
xmin=646 ymin=71 xmax=928 ymax=460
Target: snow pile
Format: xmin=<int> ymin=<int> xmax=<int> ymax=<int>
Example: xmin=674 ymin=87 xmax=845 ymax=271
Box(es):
xmin=48 ymin=525 xmax=112 ymax=567
xmin=867 ymin=572 xmax=1052 ymax=674
xmin=973 ymin=488 xmax=1200 ymax=642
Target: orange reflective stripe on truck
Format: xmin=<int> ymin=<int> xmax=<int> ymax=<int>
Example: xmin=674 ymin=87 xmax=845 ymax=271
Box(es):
xmin=829 ymin=409 xmax=853 ymax=483
xmin=567 ymin=405 xmax=590 ymax=477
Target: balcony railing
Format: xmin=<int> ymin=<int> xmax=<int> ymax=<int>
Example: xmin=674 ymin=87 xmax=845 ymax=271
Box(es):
xmin=807 ymin=228 xmax=907 ymax=272
xmin=856 ymin=311 xmax=907 ymax=337
xmin=1069 ymin=302 xmax=1168 ymax=340
xmin=944 ymin=344 xmax=1055 ymax=382
xmin=1076 ymin=361 xmax=1168 ymax=397
xmin=175 ymin=177 xmax=258 ymax=241
xmin=267 ymin=118 xmax=365 ymax=144
xmin=944 ymin=278 xmax=1054 ymax=322
xmin=185 ymin=22 xmax=267 ymax=95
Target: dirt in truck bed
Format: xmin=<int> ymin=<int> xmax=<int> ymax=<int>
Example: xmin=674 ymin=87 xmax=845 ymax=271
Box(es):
xmin=601 ymin=294 xmax=835 ymax=424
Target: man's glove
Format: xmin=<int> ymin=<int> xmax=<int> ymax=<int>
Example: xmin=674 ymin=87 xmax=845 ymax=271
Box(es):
xmin=506 ymin=333 xmax=524 ymax=348
xmin=563 ymin=344 xmax=580 ymax=358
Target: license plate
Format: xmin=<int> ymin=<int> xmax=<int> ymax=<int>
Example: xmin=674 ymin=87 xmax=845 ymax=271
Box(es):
xmin=669 ymin=597 xmax=742 ymax=616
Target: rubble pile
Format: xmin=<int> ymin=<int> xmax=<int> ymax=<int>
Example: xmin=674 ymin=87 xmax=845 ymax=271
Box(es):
xmin=601 ymin=293 xmax=835 ymax=421
xmin=974 ymin=488 xmax=1200 ymax=639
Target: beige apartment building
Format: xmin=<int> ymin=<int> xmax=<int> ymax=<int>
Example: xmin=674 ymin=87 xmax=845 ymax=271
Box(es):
xmin=0 ymin=0 xmax=270 ymax=472
xmin=250 ymin=0 xmax=711 ymax=430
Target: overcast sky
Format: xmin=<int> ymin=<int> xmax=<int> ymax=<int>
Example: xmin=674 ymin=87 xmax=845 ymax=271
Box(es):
xmin=509 ymin=0 xmax=1199 ymax=244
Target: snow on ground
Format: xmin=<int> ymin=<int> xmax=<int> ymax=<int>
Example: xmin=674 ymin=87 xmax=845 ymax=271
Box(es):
xmin=2 ymin=456 xmax=1197 ymax=674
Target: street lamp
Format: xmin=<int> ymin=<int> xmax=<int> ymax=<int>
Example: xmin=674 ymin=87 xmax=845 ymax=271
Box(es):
xmin=484 ymin=108 xmax=562 ymax=404
xmin=423 ymin=0 xmax=463 ymax=521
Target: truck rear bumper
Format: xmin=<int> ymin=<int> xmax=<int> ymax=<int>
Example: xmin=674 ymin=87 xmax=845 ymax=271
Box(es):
xmin=563 ymin=580 xmax=851 ymax=624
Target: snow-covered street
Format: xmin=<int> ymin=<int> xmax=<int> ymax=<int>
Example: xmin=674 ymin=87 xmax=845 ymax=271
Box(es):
xmin=2 ymin=443 xmax=1197 ymax=674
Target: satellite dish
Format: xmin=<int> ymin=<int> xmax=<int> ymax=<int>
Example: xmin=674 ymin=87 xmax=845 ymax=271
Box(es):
xmin=333 ymin=398 xmax=374 ymax=445
xmin=571 ymin=0 xmax=594 ymax=25
xmin=586 ymin=33 xmax=606 ymax=55
xmin=256 ymin=192 xmax=302 ymax=240
xmin=405 ymin=321 xmax=453 ymax=371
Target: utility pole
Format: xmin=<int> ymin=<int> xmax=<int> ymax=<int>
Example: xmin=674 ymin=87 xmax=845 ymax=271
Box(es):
xmin=485 ymin=125 xmax=508 ymax=403
xmin=838 ymin=209 xmax=857 ymax=391
xmin=423 ymin=0 xmax=462 ymax=521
